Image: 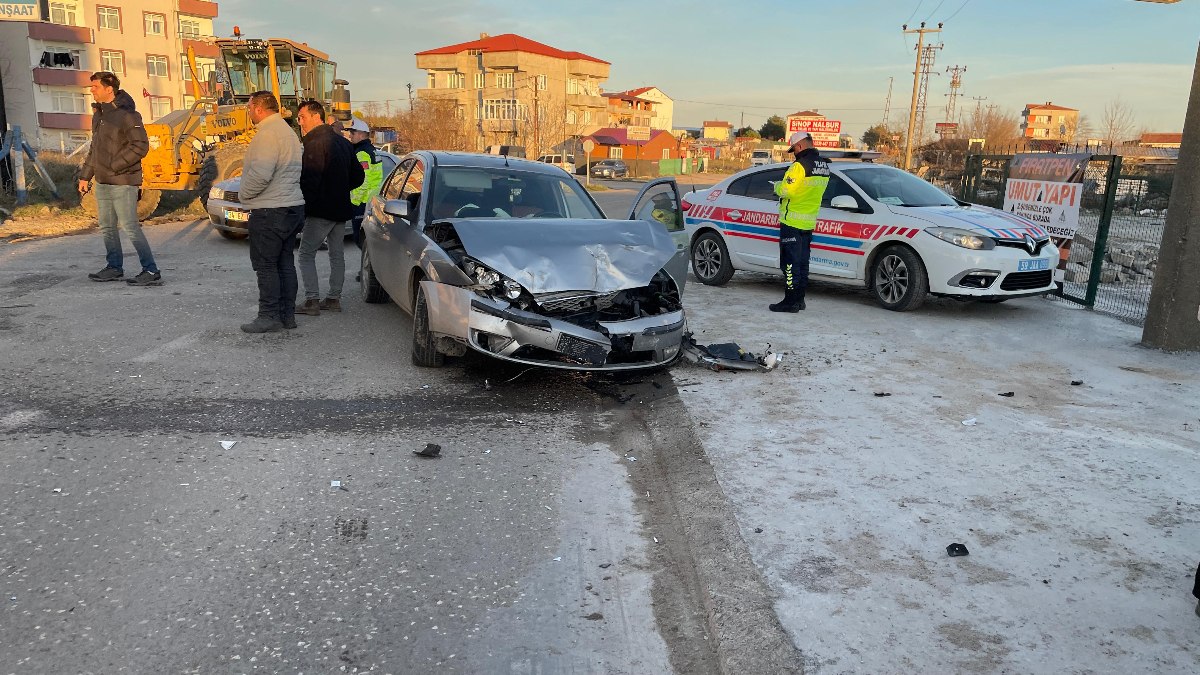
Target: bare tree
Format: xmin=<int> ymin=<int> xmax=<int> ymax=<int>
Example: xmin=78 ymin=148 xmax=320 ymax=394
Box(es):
xmin=960 ymin=106 xmax=1021 ymax=151
xmin=1099 ymin=99 xmax=1136 ymax=149
xmin=1062 ymin=114 xmax=1092 ymax=145
xmin=395 ymin=99 xmax=471 ymax=152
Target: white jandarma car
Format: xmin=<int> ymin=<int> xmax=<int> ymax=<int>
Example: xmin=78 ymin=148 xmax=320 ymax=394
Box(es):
xmin=682 ymin=162 xmax=1059 ymax=311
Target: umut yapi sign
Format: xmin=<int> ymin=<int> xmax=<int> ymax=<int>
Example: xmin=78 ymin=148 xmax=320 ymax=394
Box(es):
xmin=1002 ymin=153 xmax=1091 ymax=281
xmin=0 ymin=0 xmax=43 ymax=20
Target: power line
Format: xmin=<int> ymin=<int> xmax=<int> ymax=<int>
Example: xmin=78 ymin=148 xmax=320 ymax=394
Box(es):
xmin=923 ymin=0 xmax=948 ymax=23
xmin=944 ymin=0 xmax=973 ymax=22
xmin=905 ymin=0 xmax=925 ymax=25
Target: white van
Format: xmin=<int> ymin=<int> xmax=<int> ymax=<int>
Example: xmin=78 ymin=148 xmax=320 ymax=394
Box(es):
xmin=750 ymin=149 xmax=773 ymax=166
xmin=537 ymin=154 xmax=576 ymax=173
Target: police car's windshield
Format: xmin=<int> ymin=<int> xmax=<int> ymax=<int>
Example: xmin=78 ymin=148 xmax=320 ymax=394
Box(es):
xmin=840 ymin=166 xmax=958 ymax=207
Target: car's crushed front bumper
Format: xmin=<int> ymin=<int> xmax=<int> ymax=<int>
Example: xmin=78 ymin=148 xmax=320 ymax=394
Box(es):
xmin=421 ymin=281 xmax=686 ymax=370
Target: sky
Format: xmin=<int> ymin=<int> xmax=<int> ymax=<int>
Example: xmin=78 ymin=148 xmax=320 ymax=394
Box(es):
xmin=214 ymin=0 xmax=1200 ymax=142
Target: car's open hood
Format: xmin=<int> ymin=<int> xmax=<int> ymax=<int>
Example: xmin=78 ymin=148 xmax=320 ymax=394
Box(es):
xmin=889 ymin=204 xmax=1049 ymax=238
xmin=450 ymin=218 xmax=677 ymax=294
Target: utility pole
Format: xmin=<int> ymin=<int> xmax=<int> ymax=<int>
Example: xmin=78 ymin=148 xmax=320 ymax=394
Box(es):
xmin=971 ymin=95 xmax=988 ymax=116
xmin=902 ymin=22 xmax=941 ymax=170
xmin=883 ymin=77 xmax=893 ymax=126
xmin=1142 ymin=39 xmax=1200 ymax=350
xmin=945 ymin=65 xmax=966 ymax=122
xmin=406 ymin=83 xmax=414 ymax=111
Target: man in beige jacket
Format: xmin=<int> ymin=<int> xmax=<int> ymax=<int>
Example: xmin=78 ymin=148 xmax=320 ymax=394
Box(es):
xmin=238 ymin=91 xmax=305 ymax=333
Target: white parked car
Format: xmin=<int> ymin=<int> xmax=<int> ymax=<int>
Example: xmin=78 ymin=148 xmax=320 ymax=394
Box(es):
xmin=682 ymin=161 xmax=1059 ymax=310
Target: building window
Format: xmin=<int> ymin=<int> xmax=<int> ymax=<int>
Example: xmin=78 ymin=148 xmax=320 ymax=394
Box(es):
xmin=427 ymin=73 xmax=436 ymax=89
xmin=97 ymin=6 xmax=121 ymax=31
xmin=1033 ymin=128 xmax=1049 ymax=138
xmin=536 ymin=74 xmax=547 ymax=91
xmin=147 ymin=55 xmax=169 ymax=79
xmin=181 ymin=57 xmax=215 ymax=83
xmin=149 ymin=96 xmax=172 ymax=119
xmin=495 ymin=72 xmax=513 ymax=89
xmin=178 ymin=18 xmax=201 ymax=39
xmin=52 ymin=90 xmax=88 ymax=114
xmin=583 ymin=110 xmax=591 ymax=124
xmin=145 ymin=13 xmax=165 ymax=36
xmin=566 ymin=110 xmax=577 ymax=125
xmin=609 ymin=147 xmax=623 ymax=159
xmin=482 ymin=99 xmax=525 ymax=121
xmin=100 ymin=50 xmax=125 ymax=75
xmin=455 ymin=106 xmax=465 ymax=120
xmin=473 ymin=72 xmax=484 ymax=89
xmin=567 ymin=78 xmax=580 ymax=95
xmin=49 ymin=1 xmax=77 ymax=26
xmin=662 ymin=149 xmax=670 ymax=160
xmin=446 ymin=72 xmax=464 ymax=88
xmin=39 ymin=48 xmax=82 ymax=70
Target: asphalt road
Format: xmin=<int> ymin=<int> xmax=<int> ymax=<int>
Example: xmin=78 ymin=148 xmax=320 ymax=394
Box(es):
xmin=0 ymin=215 xmax=797 ymax=674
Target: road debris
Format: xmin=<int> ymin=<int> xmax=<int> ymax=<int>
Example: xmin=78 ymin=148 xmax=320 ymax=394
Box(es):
xmin=552 ymin=557 xmax=562 ymax=562
xmin=961 ymin=418 xmax=977 ymax=426
xmin=583 ymin=612 xmax=604 ymax=620
xmin=414 ymin=443 xmax=442 ymax=458
xmin=681 ymin=334 xmax=779 ymax=372
xmin=754 ymin=527 xmax=764 ymax=533
xmin=1070 ymin=380 xmax=1084 ymax=386
xmin=599 ymin=563 xmax=612 ymax=569
xmin=998 ymin=392 xmax=1015 ymax=397
xmin=874 ymin=392 xmax=891 ymax=397
xmin=219 ymin=440 xmax=237 ymax=450
xmin=946 ymin=543 xmax=970 ymax=557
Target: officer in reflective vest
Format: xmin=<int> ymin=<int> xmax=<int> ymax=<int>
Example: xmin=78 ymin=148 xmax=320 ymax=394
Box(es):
xmin=771 ymin=131 xmax=830 ymax=312
xmin=344 ymin=117 xmax=383 ymax=246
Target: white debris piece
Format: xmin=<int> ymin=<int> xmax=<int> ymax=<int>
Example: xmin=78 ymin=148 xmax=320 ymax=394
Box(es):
xmin=961 ymin=418 xmax=977 ymax=426
xmin=220 ymin=440 xmax=237 ymax=450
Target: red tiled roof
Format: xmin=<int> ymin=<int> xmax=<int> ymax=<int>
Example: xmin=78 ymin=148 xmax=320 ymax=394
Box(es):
xmin=789 ymin=111 xmax=823 ymax=118
xmin=703 ymin=120 xmax=732 ymax=127
xmin=1025 ymin=102 xmax=1077 ymax=112
xmin=1140 ymin=132 xmax=1183 ymax=144
xmin=415 ymin=33 xmax=608 ymax=65
xmin=624 ymin=86 xmax=655 ymax=96
xmin=602 ymin=92 xmax=653 ymax=104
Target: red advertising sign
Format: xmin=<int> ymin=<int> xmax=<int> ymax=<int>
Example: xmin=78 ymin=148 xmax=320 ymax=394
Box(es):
xmin=788 ymin=118 xmax=842 ymax=134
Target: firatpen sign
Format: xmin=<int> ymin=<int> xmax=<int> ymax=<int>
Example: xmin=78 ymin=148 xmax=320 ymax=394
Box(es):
xmin=0 ymin=0 xmax=43 ymax=21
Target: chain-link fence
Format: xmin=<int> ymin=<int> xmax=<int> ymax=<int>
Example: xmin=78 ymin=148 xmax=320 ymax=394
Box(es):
xmin=952 ymin=146 xmax=1176 ymax=326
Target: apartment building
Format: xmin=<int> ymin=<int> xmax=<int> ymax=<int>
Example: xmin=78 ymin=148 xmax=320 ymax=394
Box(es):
xmin=621 ymin=86 xmax=672 ymax=131
xmin=0 ymin=0 xmax=219 ymax=152
xmin=1021 ymin=101 xmax=1079 ymax=141
xmin=603 ymin=90 xmax=655 ymax=128
xmin=415 ymin=33 xmax=609 ymax=155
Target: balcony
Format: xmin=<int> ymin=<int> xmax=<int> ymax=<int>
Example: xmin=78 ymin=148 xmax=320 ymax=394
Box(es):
xmin=27 ymin=22 xmax=93 ymax=44
xmin=178 ymin=0 xmax=219 ymax=18
xmin=38 ymin=112 xmax=91 ymax=131
xmin=182 ymin=38 xmax=219 ymax=58
xmin=416 ymin=53 xmax=462 ymax=71
xmin=32 ymin=68 xmax=92 ymax=87
xmin=567 ymin=94 xmax=606 ymax=108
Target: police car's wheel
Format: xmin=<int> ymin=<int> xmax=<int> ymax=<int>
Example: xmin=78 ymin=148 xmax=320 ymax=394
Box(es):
xmin=691 ymin=231 xmax=735 ymax=286
xmin=871 ymin=245 xmax=928 ymax=311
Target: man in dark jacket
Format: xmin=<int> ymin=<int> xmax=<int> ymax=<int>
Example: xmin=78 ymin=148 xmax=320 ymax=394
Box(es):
xmin=295 ymin=100 xmax=364 ymax=315
xmin=78 ymin=71 xmax=161 ymax=286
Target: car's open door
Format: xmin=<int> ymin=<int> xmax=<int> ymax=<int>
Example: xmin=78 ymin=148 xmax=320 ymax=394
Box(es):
xmin=628 ymin=177 xmax=688 ymax=290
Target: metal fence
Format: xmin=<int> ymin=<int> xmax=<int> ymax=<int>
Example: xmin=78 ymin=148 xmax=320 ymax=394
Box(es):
xmin=953 ymin=148 xmax=1175 ymax=326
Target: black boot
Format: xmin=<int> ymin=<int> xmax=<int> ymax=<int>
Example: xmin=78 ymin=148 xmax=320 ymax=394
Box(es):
xmin=769 ymin=289 xmax=805 ymax=313
xmin=241 ymin=315 xmax=283 ymax=333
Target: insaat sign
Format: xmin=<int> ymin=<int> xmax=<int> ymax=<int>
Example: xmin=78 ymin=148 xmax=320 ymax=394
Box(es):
xmin=0 ymin=0 xmax=43 ymax=20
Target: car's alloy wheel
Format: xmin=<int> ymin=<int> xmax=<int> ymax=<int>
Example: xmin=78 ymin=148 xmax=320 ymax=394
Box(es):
xmin=871 ymin=246 xmax=927 ymax=311
xmin=411 ymin=284 xmax=444 ymax=368
xmin=691 ymin=231 xmax=735 ymax=285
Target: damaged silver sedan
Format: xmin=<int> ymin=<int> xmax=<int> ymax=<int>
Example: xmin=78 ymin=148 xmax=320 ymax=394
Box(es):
xmin=358 ymin=151 xmax=689 ymax=370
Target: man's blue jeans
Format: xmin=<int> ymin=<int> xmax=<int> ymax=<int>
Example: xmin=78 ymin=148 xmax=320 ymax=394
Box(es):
xmin=95 ymin=183 xmax=157 ymax=273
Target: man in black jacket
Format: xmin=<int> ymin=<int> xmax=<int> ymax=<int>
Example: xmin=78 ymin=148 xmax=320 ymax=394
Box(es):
xmin=78 ymin=71 xmax=161 ymax=286
xmin=295 ymin=100 xmax=364 ymax=315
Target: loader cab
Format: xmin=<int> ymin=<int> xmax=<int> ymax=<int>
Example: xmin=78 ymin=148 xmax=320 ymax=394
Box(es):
xmin=217 ymin=38 xmax=342 ymax=128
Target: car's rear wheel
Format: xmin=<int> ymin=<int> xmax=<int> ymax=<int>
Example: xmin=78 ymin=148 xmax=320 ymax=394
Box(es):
xmin=870 ymin=245 xmax=928 ymax=311
xmin=691 ymin=231 xmax=735 ymax=285
xmin=412 ymin=284 xmax=444 ymax=368
xmin=360 ymin=246 xmax=389 ymax=304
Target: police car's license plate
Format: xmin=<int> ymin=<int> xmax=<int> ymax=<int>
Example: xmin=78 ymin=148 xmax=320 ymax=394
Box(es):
xmin=225 ymin=210 xmax=249 ymax=222
xmin=1018 ymin=258 xmax=1051 ymax=272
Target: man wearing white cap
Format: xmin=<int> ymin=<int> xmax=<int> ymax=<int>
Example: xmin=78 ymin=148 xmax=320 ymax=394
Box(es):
xmin=344 ymin=117 xmax=383 ymax=249
xmin=770 ymin=131 xmax=830 ymax=312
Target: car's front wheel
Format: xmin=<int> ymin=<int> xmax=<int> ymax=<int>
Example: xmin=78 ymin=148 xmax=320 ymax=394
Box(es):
xmin=691 ymin=231 xmax=735 ymax=285
xmin=870 ymin=245 xmax=928 ymax=311
xmin=412 ymin=284 xmax=445 ymax=368
xmin=360 ymin=246 xmax=389 ymax=304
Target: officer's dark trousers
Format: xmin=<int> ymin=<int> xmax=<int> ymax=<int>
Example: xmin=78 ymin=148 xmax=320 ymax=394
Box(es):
xmin=778 ymin=225 xmax=812 ymax=298
xmin=248 ymin=205 xmax=305 ymax=321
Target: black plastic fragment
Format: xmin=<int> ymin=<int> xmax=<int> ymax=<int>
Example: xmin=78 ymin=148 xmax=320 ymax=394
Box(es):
xmin=946 ymin=543 xmax=969 ymax=557
xmin=1070 ymin=380 xmax=1084 ymax=386
xmin=998 ymin=391 xmax=1015 ymax=397
xmin=414 ymin=443 xmax=442 ymax=458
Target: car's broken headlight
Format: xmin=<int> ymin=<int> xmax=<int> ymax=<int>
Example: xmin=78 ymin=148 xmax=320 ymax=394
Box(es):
xmin=926 ymin=227 xmax=995 ymax=250
xmin=462 ymin=258 xmax=526 ymax=302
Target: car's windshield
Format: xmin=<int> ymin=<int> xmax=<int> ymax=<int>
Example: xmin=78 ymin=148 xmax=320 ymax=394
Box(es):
xmin=840 ymin=166 xmax=957 ymax=207
xmin=428 ymin=166 xmax=604 ymax=220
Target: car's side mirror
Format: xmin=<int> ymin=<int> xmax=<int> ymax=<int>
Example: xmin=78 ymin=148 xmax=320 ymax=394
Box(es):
xmin=383 ymin=199 xmax=410 ymax=220
xmin=830 ymin=195 xmax=859 ymax=211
